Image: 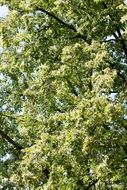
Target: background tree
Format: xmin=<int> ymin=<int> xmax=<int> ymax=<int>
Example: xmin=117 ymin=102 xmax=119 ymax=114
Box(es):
xmin=0 ymin=0 xmax=127 ymax=189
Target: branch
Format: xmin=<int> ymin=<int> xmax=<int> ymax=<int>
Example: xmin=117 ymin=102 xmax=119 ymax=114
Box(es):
xmin=113 ymin=33 xmax=118 ymax=39
xmin=35 ymin=7 xmax=88 ymax=42
xmin=101 ymin=90 xmax=118 ymax=94
xmin=66 ymin=79 xmax=79 ymax=96
xmin=102 ymin=3 xmax=127 ymax=57
xmin=120 ymin=38 xmax=127 ymax=57
xmin=117 ymin=71 xmax=127 ymax=84
xmin=88 ymin=68 xmax=93 ymax=91
xmin=1 ymin=113 xmax=24 ymax=122
xmin=116 ymin=29 xmax=127 ymax=57
xmin=1 ymin=113 xmax=18 ymax=120
xmin=102 ymin=39 xmax=116 ymax=43
xmin=35 ymin=7 xmax=76 ymax=32
xmin=0 ymin=128 xmax=23 ymax=151
xmin=102 ymin=38 xmax=127 ymax=57
xmin=112 ymin=32 xmax=127 ymax=57
xmin=109 ymin=62 xmax=127 ymax=87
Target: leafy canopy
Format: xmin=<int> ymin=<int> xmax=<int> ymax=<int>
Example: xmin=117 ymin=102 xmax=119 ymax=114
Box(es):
xmin=0 ymin=0 xmax=127 ymax=189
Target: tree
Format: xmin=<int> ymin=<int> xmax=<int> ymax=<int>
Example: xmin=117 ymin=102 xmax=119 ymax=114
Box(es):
xmin=0 ymin=0 xmax=127 ymax=189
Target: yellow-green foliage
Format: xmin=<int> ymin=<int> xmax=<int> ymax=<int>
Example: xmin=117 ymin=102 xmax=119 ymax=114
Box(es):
xmin=0 ymin=0 xmax=127 ymax=189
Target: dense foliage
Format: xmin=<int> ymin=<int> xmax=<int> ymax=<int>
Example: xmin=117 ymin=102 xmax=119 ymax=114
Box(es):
xmin=0 ymin=0 xmax=127 ymax=189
